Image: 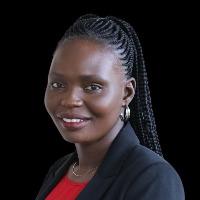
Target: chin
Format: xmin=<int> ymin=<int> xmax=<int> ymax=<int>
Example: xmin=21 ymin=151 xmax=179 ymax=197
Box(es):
xmin=61 ymin=133 xmax=91 ymax=144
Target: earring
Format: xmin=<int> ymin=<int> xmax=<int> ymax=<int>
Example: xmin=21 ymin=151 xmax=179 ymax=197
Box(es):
xmin=120 ymin=105 xmax=130 ymax=122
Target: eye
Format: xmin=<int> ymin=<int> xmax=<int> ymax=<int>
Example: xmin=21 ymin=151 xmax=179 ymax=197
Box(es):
xmin=84 ymin=84 xmax=102 ymax=92
xmin=50 ymin=82 xmax=65 ymax=89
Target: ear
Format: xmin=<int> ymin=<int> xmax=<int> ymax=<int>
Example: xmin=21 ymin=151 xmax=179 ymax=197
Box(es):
xmin=122 ymin=77 xmax=136 ymax=106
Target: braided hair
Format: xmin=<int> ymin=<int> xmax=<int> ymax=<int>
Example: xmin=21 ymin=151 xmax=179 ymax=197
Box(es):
xmin=57 ymin=14 xmax=163 ymax=157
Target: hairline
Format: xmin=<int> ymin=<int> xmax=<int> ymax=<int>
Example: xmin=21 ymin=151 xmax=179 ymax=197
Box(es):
xmin=56 ymin=36 xmax=129 ymax=80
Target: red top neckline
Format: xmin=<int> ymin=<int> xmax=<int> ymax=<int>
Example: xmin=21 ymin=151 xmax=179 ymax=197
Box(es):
xmin=45 ymin=175 xmax=89 ymax=200
xmin=65 ymin=175 xmax=89 ymax=185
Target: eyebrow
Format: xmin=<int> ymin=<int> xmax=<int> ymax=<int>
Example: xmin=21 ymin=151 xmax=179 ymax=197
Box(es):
xmin=49 ymin=72 xmax=65 ymax=78
xmin=49 ymin=72 xmax=107 ymax=82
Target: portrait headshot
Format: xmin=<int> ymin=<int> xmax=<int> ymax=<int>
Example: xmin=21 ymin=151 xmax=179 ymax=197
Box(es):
xmin=35 ymin=14 xmax=185 ymax=200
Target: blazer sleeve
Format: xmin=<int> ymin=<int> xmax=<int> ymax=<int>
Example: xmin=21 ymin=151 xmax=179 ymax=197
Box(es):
xmin=124 ymin=162 xmax=185 ymax=200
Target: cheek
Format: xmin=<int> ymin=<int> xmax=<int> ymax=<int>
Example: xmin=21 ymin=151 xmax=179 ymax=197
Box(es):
xmin=44 ymin=91 xmax=51 ymax=114
xmin=44 ymin=90 xmax=58 ymax=114
xmin=87 ymin=87 xmax=123 ymax=118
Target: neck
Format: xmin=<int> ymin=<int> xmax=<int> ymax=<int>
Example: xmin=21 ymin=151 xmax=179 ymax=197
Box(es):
xmin=75 ymin=119 xmax=124 ymax=170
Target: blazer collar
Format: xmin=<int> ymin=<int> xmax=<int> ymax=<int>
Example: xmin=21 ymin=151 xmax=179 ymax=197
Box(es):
xmin=94 ymin=121 xmax=139 ymax=178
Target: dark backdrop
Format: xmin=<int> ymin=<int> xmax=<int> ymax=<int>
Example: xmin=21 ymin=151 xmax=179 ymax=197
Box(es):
xmin=4 ymin=2 xmax=197 ymax=200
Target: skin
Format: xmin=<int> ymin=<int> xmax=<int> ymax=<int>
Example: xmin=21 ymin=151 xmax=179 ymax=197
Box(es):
xmin=44 ymin=38 xmax=136 ymax=182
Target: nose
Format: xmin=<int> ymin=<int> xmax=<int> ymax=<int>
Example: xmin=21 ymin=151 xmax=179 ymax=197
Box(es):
xmin=60 ymin=88 xmax=83 ymax=108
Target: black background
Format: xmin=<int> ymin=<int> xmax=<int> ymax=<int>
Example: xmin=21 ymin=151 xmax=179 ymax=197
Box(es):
xmin=3 ymin=2 xmax=197 ymax=199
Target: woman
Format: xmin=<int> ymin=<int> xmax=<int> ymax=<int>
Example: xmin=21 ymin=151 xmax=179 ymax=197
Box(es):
xmin=36 ymin=14 xmax=185 ymax=200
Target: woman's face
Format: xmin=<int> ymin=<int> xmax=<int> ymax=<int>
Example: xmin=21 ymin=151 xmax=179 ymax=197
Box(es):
xmin=44 ymin=38 xmax=134 ymax=144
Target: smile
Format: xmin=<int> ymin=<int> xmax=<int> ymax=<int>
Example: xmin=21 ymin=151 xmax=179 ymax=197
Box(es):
xmin=59 ymin=118 xmax=91 ymax=130
xmin=63 ymin=118 xmax=84 ymax=123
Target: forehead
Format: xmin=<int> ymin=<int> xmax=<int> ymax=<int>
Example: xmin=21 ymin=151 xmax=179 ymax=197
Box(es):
xmin=50 ymin=39 xmax=124 ymax=80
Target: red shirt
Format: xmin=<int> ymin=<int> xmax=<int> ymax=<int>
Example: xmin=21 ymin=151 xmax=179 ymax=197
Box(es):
xmin=45 ymin=175 xmax=89 ymax=200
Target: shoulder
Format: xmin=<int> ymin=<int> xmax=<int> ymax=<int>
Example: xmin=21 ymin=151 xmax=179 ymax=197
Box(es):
xmin=49 ymin=153 xmax=73 ymax=170
xmin=126 ymin=144 xmax=183 ymax=183
xmin=42 ymin=152 xmax=74 ymax=182
xmin=49 ymin=152 xmax=74 ymax=172
xmin=128 ymin=144 xmax=166 ymax=166
xmin=123 ymin=145 xmax=185 ymax=199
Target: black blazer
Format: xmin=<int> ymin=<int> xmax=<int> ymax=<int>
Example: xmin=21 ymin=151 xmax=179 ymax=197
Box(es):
xmin=36 ymin=122 xmax=185 ymax=200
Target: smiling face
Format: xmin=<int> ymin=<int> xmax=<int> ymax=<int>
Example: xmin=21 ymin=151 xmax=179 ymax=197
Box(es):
xmin=44 ymin=38 xmax=135 ymax=144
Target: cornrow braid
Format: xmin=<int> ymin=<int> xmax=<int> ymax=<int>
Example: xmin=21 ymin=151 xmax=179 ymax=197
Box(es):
xmin=109 ymin=17 xmax=163 ymax=156
xmin=58 ymin=14 xmax=163 ymax=156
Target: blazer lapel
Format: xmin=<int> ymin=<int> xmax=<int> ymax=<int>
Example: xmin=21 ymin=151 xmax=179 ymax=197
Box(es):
xmin=77 ymin=174 xmax=115 ymax=200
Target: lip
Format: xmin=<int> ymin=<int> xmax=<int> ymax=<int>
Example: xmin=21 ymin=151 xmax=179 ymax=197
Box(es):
xmin=56 ymin=113 xmax=92 ymax=120
xmin=56 ymin=112 xmax=92 ymax=131
xmin=60 ymin=119 xmax=91 ymax=131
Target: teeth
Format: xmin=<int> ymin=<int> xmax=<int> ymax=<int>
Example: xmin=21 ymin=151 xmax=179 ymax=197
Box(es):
xmin=63 ymin=118 xmax=84 ymax=123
